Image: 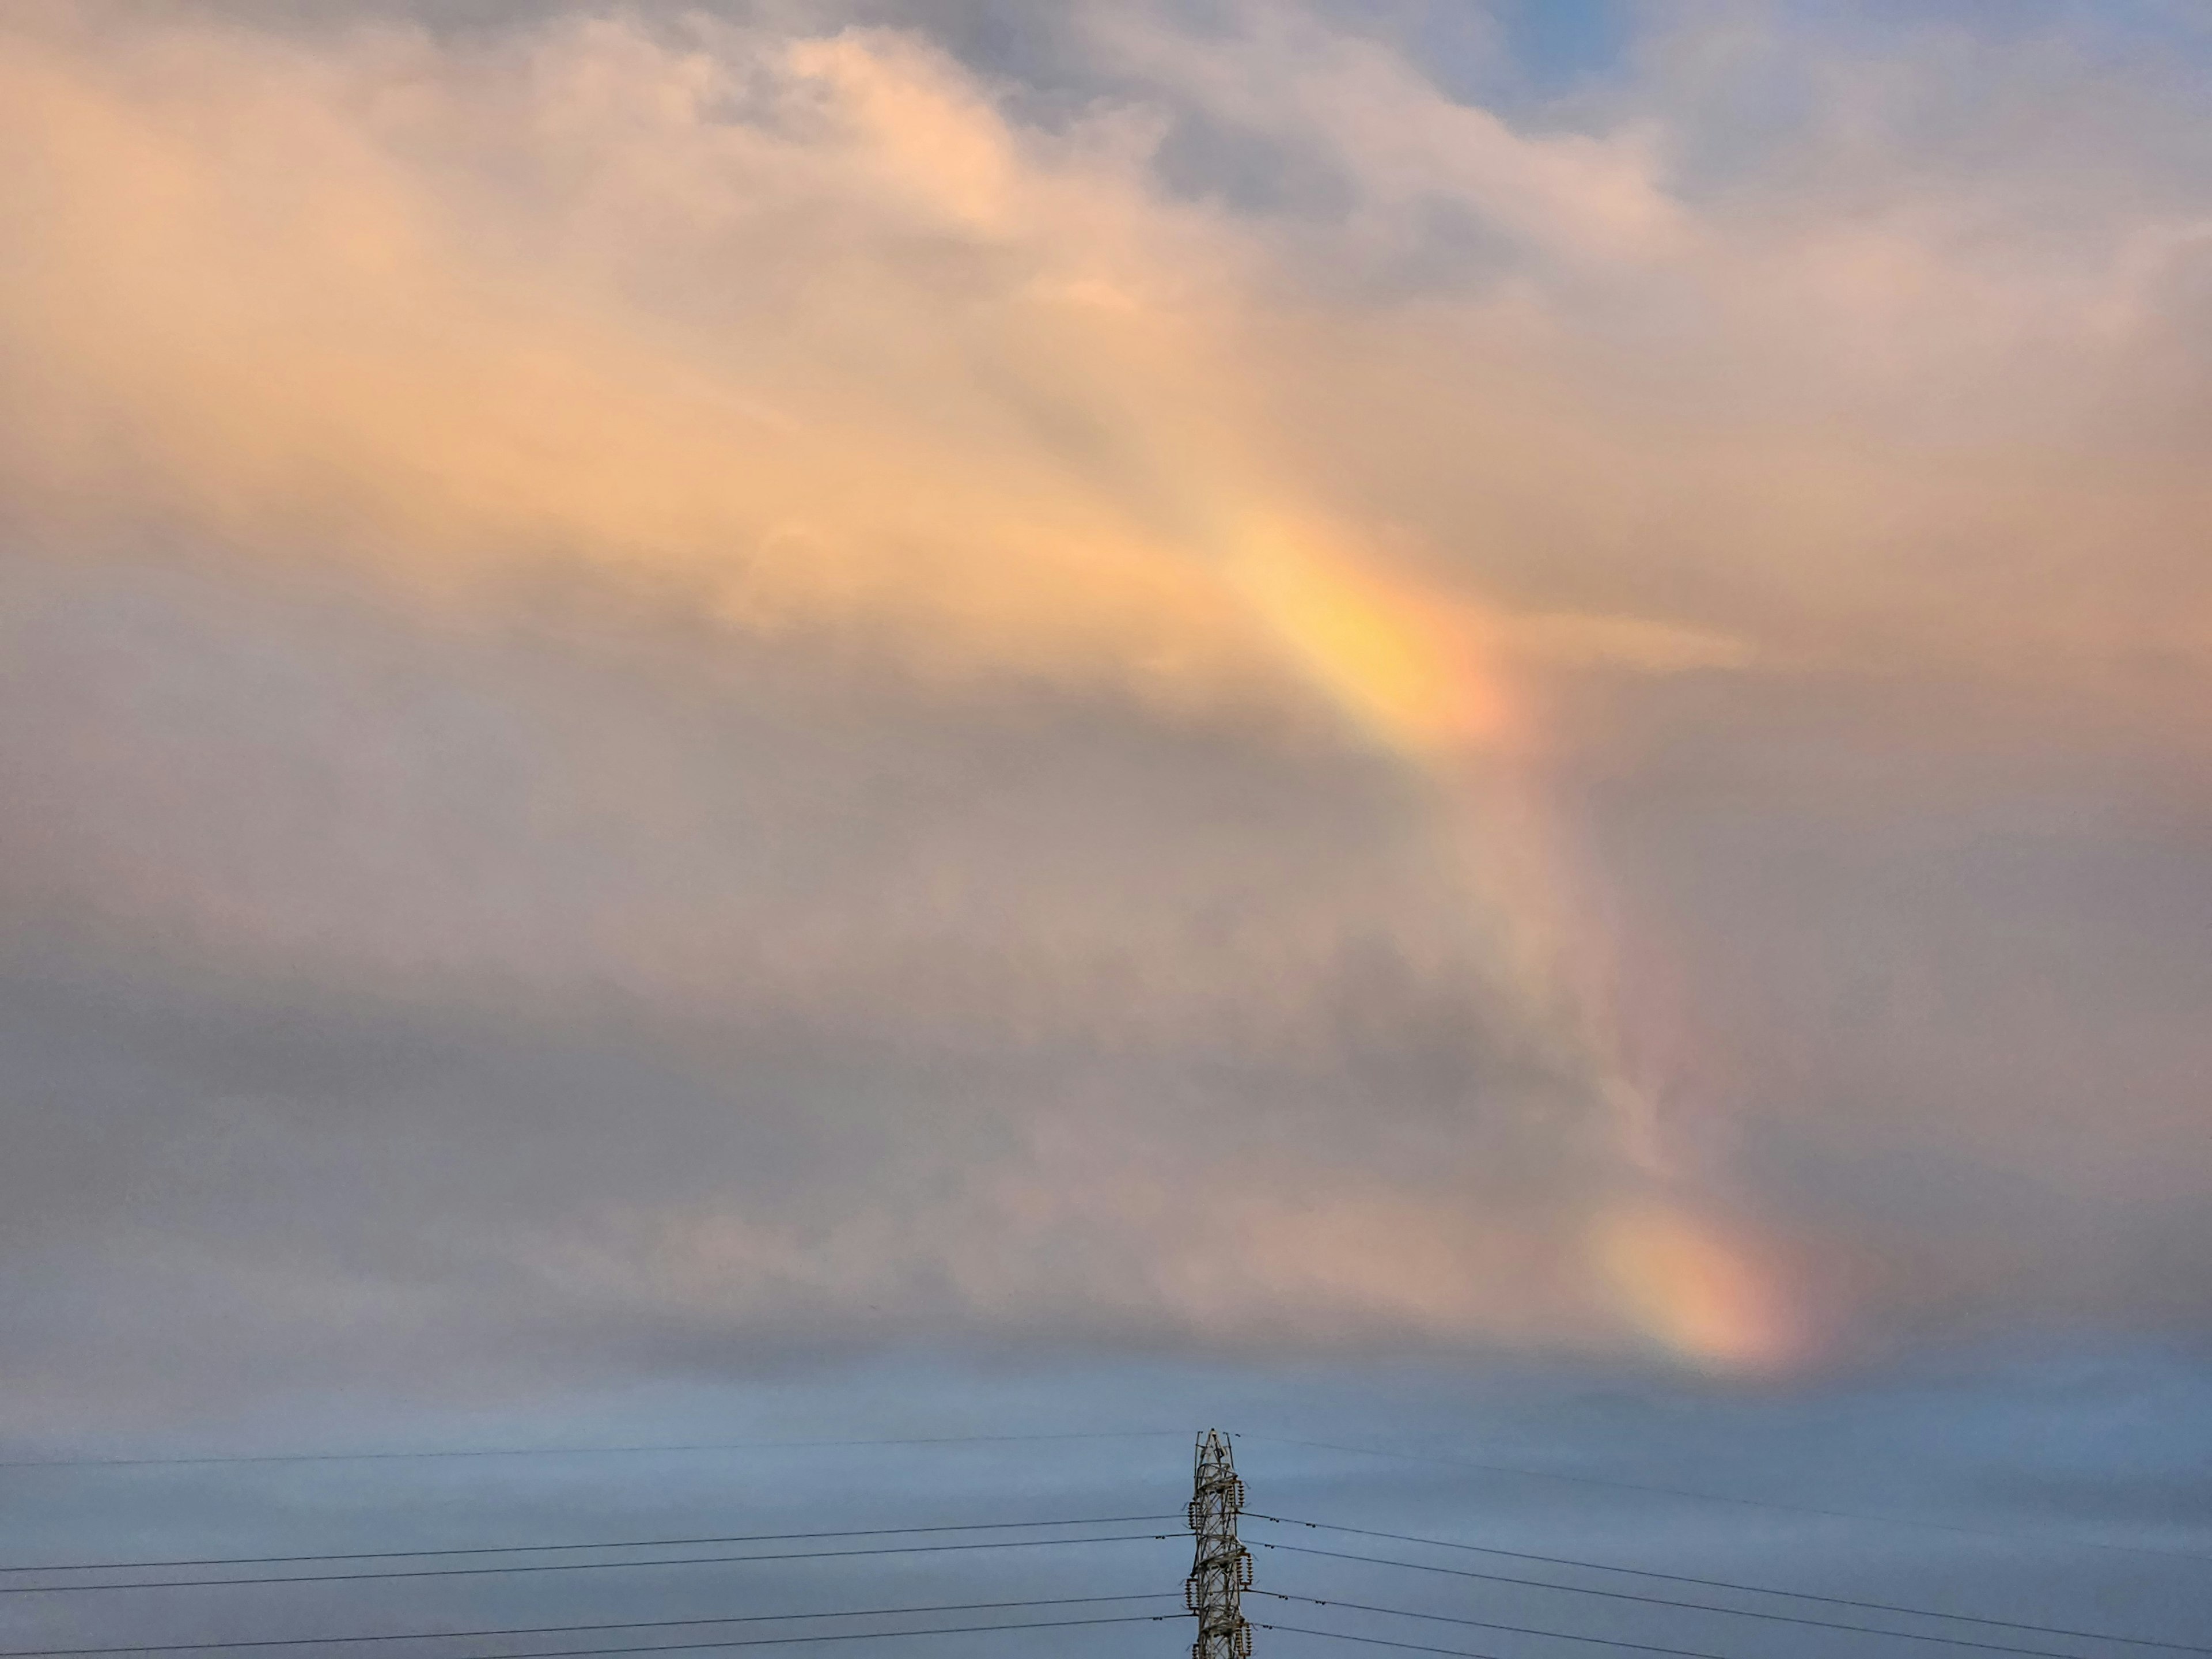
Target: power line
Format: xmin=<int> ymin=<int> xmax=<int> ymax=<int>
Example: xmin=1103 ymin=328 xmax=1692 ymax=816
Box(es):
xmin=1255 ymin=1620 xmax=1505 ymax=1657
xmin=0 ymin=1531 xmax=1173 ymax=1596
xmin=1259 ymin=1540 xmax=2107 ymax=1659
xmin=1251 ymin=1589 xmax=1734 ymax=1659
xmin=0 ymin=1592 xmax=1177 ymax=1657
xmin=0 ymin=1515 xmax=1175 ymax=1575
xmin=1237 ymin=1434 xmax=2212 ymax=1567
xmin=1249 ymin=1513 xmax=2209 ymax=1654
xmin=305 ymin=1612 xmax=1172 ymax=1659
xmin=0 ymin=1432 xmax=1180 ymax=1472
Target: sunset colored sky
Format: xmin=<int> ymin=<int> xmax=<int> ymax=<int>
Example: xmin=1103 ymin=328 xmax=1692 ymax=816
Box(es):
xmin=3 ymin=10 xmax=2211 ymax=1634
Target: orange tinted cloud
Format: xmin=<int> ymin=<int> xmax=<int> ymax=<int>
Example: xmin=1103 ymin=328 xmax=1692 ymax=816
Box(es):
xmin=1590 ymin=1202 xmax=1811 ymax=1374
xmin=0 ymin=4 xmax=1805 ymax=1371
xmin=10 ymin=2 xmax=2202 ymax=1376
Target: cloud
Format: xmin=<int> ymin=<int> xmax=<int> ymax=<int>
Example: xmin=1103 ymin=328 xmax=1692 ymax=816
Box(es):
xmin=1 ymin=0 xmax=2209 ymax=1417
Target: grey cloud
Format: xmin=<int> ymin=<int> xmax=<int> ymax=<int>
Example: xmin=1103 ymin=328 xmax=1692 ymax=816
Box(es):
xmin=0 ymin=542 xmax=1626 ymax=1427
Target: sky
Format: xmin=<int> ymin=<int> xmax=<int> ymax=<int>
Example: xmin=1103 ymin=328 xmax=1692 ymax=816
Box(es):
xmin=2 ymin=0 xmax=2210 ymax=1650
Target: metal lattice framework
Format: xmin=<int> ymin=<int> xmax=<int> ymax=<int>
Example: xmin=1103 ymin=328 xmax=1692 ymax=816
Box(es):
xmin=1185 ymin=1429 xmax=1253 ymax=1659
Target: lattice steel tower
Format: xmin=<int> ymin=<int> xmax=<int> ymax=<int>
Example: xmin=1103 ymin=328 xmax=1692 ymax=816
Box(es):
xmin=1185 ymin=1429 xmax=1253 ymax=1659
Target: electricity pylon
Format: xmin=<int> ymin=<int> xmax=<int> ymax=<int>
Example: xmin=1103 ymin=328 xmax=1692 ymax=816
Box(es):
xmin=1185 ymin=1429 xmax=1253 ymax=1658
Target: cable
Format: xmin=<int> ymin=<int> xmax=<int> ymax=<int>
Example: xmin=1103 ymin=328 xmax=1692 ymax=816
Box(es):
xmin=0 ymin=1592 xmax=1178 ymax=1657
xmin=1251 ymin=1589 xmax=1732 ymax=1659
xmin=0 ymin=1432 xmax=1181 ymax=1472
xmin=1255 ymin=1622 xmax=1505 ymax=1658
xmin=317 ymin=1612 xmax=1171 ymax=1659
xmin=1237 ymin=1434 xmax=2212 ymax=1567
xmin=0 ymin=1531 xmax=1173 ymax=1596
xmin=1259 ymin=1540 xmax=2109 ymax=1659
xmin=0 ymin=1515 xmax=1176 ymax=1575
xmin=1249 ymin=1514 xmax=2209 ymax=1654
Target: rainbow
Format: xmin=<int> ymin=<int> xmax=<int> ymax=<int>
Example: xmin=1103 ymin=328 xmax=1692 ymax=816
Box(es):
xmin=1219 ymin=507 xmax=1804 ymax=1373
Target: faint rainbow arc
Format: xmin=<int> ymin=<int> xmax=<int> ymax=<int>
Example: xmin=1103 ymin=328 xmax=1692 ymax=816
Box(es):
xmin=1215 ymin=509 xmax=1806 ymax=1374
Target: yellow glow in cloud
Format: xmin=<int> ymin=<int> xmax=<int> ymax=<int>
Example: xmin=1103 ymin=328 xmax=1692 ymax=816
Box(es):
xmin=1228 ymin=516 xmax=1520 ymax=757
